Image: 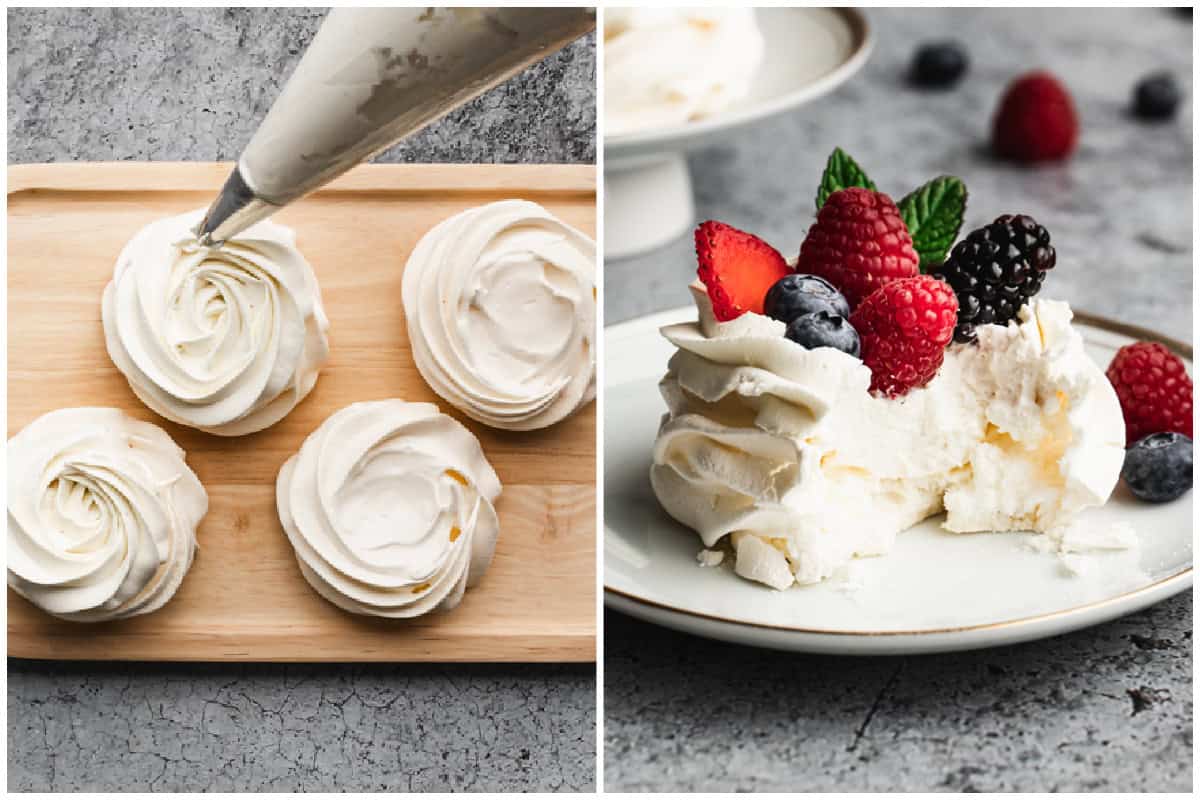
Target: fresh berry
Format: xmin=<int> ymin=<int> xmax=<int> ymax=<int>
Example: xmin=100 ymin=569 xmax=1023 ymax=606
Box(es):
xmin=909 ymin=42 xmax=968 ymax=89
xmin=785 ymin=311 xmax=861 ymax=357
xmin=932 ymin=214 xmax=1055 ymax=343
xmin=695 ymin=221 xmax=790 ymax=322
xmin=1133 ymin=72 xmax=1181 ymax=121
xmin=797 ymin=188 xmax=919 ymax=310
xmin=764 ymin=273 xmax=851 ymax=324
xmin=1106 ymin=341 xmax=1194 ymax=446
xmin=992 ymin=71 xmax=1078 ymax=163
xmin=1122 ymin=432 xmax=1193 ymax=503
xmin=849 ymin=276 xmax=958 ymax=397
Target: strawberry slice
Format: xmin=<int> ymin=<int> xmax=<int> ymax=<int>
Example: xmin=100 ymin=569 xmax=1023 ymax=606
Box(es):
xmin=695 ymin=221 xmax=790 ymax=322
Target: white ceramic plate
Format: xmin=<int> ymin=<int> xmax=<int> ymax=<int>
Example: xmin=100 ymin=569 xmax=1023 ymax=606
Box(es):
xmin=604 ymin=307 xmax=1194 ymax=655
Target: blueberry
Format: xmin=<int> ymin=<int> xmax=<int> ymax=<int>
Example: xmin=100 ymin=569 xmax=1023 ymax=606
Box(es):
xmin=909 ymin=42 xmax=968 ymax=89
xmin=784 ymin=311 xmax=860 ymax=357
xmin=1133 ymin=72 xmax=1181 ymax=121
xmin=764 ymin=274 xmax=850 ymax=325
xmin=1122 ymin=432 xmax=1193 ymax=502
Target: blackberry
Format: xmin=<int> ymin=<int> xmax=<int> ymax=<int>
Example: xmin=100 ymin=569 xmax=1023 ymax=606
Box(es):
xmin=933 ymin=214 xmax=1055 ymax=343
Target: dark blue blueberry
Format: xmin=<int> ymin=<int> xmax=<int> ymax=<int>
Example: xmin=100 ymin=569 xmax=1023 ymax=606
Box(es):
xmin=784 ymin=311 xmax=861 ymax=358
xmin=1122 ymin=432 xmax=1193 ymax=502
xmin=909 ymin=42 xmax=968 ymax=89
xmin=1133 ymin=72 xmax=1181 ymax=121
xmin=764 ymin=274 xmax=850 ymax=325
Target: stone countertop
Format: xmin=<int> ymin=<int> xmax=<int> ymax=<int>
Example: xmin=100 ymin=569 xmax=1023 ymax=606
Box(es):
xmin=603 ymin=7 xmax=1192 ymax=793
xmin=7 ymin=7 xmax=595 ymax=793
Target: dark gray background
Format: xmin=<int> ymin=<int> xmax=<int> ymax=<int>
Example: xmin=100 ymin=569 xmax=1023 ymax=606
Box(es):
xmin=7 ymin=7 xmax=595 ymax=792
xmin=604 ymin=7 xmax=1192 ymax=793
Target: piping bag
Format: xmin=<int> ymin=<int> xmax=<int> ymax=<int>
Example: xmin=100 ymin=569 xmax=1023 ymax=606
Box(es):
xmin=196 ymin=7 xmax=594 ymax=245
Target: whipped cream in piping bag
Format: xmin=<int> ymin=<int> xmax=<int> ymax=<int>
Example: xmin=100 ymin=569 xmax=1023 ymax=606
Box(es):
xmin=651 ymin=285 xmax=1126 ymax=589
xmin=403 ymin=200 xmax=596 ymax=431
xmin=7 ymin=408 xmax=208 ymax=622
xmin=605 ymin=7 xmax=764 ymax=136
xmin=276 ymin=400 xmax=502 ymax=618
xmin=102 ymin=209 xmax=330 ymax=436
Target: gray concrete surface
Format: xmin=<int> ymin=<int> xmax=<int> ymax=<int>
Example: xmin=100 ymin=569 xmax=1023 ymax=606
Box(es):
xmin=604 ymin=7 xmax=1192 ymax=792
xmin=7 ymin=7 xmax=595 ymax=793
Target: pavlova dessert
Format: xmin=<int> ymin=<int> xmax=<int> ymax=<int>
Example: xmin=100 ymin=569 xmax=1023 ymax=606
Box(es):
xmin=651 ymin=149 xmax=1193 ymax=590
xmin=605 ymin=7 xmax=763 ymax=136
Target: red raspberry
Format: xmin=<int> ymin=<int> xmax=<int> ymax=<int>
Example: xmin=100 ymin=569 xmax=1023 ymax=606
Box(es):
xmin=849 ymin=276 xmax=959 ymax=397
xmin=696 ymin=220 xmax=790 ymax=322
xmin=1106 ymin=341 xmax=1193 ymax=446
xmin=992 ymin=71 xmax=1078 ymax=163
xmin=797 ymin=188 xmax=919 ymax=310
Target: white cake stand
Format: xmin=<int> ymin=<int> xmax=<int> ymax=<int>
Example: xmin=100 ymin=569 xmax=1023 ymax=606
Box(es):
xmin=605 ymin=8 xmax=874 ymax=259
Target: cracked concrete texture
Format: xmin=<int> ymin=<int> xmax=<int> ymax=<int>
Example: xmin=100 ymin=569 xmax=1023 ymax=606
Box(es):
xmin=604 ymin=7 xmax=1191 ymax=793
xmin=10 ymin=663 xmax=596 ymax=792
xmin=605 ymin=596 xmax=1192 ymax=792
xmin=7 ymin=7 xmax=595 ymax=165
xmin=6 ymin=7 xmax=595 ymax=793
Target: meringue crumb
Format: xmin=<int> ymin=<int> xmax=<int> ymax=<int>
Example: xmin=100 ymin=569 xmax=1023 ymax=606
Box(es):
xmin=696 ymin=548 xmax=724 ymax=567
xmin=1048 ymin=520 xmax=1139 ymax=554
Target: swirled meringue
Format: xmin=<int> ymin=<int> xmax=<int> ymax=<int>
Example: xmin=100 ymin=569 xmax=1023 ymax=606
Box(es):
xmin=402 ymin=200 xmax=596 ymax=430
xmin=102 ymin=209 xmax=330 ymax=436
xmin=276 ymin=399 xmax=502 ymax=618
xmin=651 ymin=285 xmax=1126 ymax=589
xmin=7 ymin=408 xmax=208 ymax=622
xmin=605 ymin=7 xmax=764 ymax=136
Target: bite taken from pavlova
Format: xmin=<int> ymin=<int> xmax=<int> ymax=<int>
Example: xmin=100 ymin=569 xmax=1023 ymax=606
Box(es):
xmin=649 ymin=148 xmax=1142 ymax=591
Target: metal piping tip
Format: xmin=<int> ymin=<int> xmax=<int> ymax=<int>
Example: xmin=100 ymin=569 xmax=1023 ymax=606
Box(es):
xmin=195 ymin=166 xmax=279 ymax=246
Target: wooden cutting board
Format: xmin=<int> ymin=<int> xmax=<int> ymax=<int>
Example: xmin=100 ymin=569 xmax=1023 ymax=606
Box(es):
xmin=7 ymin=162 xmax=596 ymax=662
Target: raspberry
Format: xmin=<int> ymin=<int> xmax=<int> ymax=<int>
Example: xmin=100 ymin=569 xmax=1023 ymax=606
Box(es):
xmin=932 ymin=214 xmax=1055 ymax=343
xmin=992 ymin=71 xmax=1078 ymax=163
xmin=1106 ymin=342 xmax=1193 ymax=446
xmin=797 ymin=188 xmax=919 ymax=310
xmin=849 ymin=276 xmax=959 ymax=397
xmin=696 ymin=221 xmax=790 ymax=322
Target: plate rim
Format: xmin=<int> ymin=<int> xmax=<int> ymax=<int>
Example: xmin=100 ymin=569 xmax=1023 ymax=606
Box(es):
xmin=603 ymin=306 xmax=1193 ymax=642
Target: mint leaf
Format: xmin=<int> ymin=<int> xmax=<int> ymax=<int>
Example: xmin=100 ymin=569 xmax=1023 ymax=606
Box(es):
xmin=898 ymin=176 xmax=967 ymax=271
xmin=815 ymin=148 xmax=876 ymax=210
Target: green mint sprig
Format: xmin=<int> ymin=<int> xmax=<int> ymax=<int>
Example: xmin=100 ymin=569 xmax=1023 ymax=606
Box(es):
xmin=814 ymin=148 xmax=967 ymax=272
xmin=815 ymin=148 xmax=876 ymax=209
xmin=898 ymin=176 xmax=967 ymax=271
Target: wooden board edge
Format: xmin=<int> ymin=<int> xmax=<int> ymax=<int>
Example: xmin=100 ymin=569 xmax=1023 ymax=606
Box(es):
xmin=7 ymin=162 xmax=596 ymax=196
xmin=7 ymin=634 xmax=598 ymax=664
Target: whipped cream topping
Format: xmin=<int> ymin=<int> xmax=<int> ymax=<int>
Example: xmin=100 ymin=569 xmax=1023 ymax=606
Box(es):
xmin=102 ymin=210 xmax=330 ymax=436
xmin=8 ymin=408 xmax=208 ymax=621
xmin=605 ymin=7 xmax=764 ymax=136
xmin=651 ymin=284 xmax=1126 ymax=589
xmin=276 ymin=399 xmax=502 ymax=618
xmin=403 ymin=200 xmax=596 ymax=431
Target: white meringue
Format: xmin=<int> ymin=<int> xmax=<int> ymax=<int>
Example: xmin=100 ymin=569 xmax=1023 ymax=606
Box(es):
xmin=402 ymin=199 xmax=596 ymax=431
xmin=651 ymin=285 xmax=1127 ymax=589
xmin=605 ymin=7 xmax=764 ymax=136
xmin=276 ymin=399 xmax=502 ymax=618
xmin=102 ymin=209 xmax=330 ymax=436
xmin=7 ymin=407 xmax=208 ymax=622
